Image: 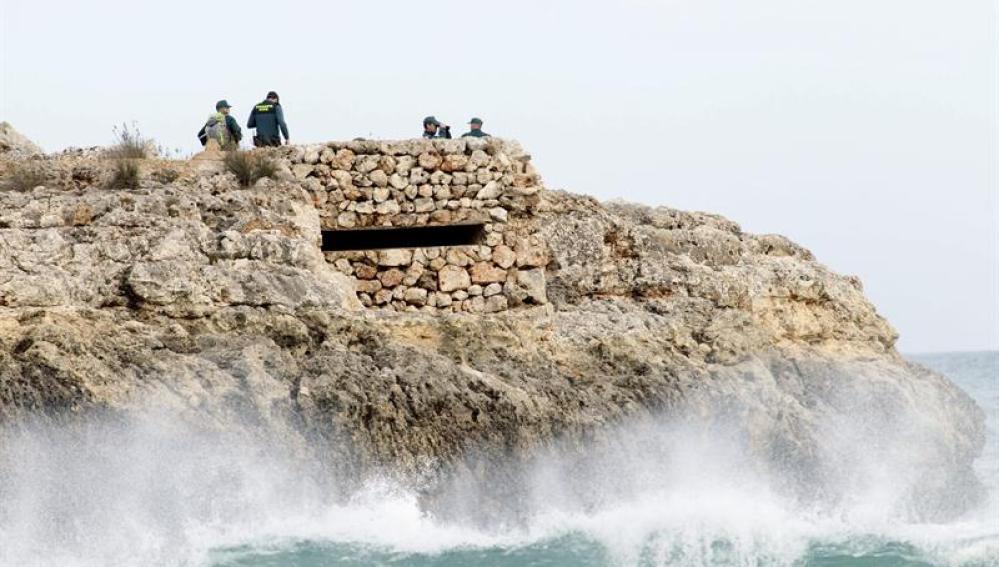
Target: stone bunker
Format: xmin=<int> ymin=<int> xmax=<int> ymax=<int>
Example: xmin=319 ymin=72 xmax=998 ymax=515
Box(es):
xmin=281 ymin=138 xmax=549 ymax=313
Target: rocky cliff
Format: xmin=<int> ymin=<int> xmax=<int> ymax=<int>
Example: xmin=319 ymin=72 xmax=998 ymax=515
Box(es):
xmin=0 ymin=122 xmax=43 ymax=157
xmin=0 ymin=131 xmax=984 ymax=521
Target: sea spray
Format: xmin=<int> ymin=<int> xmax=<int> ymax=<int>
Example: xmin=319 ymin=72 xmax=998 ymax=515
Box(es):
xmin=0 ymin=411 xmax=328 ymax=566
xmin=0 ymin=355 xmax=996 ymax=567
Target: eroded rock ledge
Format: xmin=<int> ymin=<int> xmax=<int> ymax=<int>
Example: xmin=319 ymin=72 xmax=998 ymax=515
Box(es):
xmin=0 ymin=137 xmax=984 ymax=518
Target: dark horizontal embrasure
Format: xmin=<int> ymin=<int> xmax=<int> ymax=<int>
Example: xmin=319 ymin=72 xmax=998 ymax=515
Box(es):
xmin=321 ymin=223 xmax=486 ymax=252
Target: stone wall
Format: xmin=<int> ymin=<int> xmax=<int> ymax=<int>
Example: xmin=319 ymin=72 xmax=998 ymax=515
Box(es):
xmin=279 ymin=138 xmax=549 ymax=313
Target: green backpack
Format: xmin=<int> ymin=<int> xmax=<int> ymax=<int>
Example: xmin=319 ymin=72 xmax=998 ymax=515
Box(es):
xmin=204 ymin=112 xmax=229 ymax=146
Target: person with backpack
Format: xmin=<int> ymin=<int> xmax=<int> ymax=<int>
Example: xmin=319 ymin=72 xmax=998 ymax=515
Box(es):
xmin=247 ymin=91 xmax=290 ymax=147
xmin=197 ymin=100 xmax=242 ymax=150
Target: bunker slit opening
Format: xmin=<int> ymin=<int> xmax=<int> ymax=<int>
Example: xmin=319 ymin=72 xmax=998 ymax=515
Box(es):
xmin=322 ymin=223 xmax=486 ymax=252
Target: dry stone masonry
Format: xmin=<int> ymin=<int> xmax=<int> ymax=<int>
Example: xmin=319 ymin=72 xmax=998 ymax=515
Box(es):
xmin=279 ymin=138 xmax=549 ymax=313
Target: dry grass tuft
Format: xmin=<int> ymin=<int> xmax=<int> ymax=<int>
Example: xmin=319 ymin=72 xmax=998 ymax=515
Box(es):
xmin=106 ymin=160 xmax=141 ymax=189
xmin=106 ymin=123 xmax=151 ymax=160
xmin=225 ymin=151 xmax=278 ymax=187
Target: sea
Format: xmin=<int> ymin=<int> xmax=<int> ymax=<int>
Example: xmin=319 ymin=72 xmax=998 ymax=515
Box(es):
xmin=0 ymin=351 xmax=995 ymax=567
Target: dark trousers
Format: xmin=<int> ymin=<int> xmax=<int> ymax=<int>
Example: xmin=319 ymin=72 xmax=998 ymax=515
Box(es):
xmin=253 ymin=135 xmax=282 ymax=147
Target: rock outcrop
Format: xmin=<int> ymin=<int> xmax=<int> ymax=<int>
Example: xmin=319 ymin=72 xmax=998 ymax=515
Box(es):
xmin=0 ymin=134 xmax=985 ymax=520
xmin=0 ymin=122 xmax=43 ymax=156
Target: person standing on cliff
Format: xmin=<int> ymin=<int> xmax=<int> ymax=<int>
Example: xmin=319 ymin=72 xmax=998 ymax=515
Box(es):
xmin=461 ymin=117 xmax=491 ymax=138
xmin=247 ymin=91 xmax=290 ymax=147
xmin=197 ymin=100 xmax=242 ymax=150
xmin=422 ymin=116 xmax=451 ymax=139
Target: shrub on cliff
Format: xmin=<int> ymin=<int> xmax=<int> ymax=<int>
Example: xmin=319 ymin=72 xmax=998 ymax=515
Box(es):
xmin=225 ymin=151 xmax=277 ymax=187
xmin=106 ymin=159 xmax=140 ymax=189
xmin=1 ymin=161 xmax=49 ymax=191
xmin=106 ymin=123 xmax=151 ymax=160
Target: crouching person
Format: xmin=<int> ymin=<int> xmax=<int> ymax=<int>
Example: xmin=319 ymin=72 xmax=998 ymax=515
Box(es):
xmin=422 ymin=116 xmax=451 ymax=139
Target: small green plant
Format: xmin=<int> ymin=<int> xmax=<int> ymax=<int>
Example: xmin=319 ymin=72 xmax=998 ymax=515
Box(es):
xmin=106 ymin=122 xmax=151 ymax=159
xmin=106 ymin=159 xmax=140 ymax=189
xmin=1 ymin=162 xmax=49 ymax=192
xmin=224 ymin=151 xmax=278 ymax=187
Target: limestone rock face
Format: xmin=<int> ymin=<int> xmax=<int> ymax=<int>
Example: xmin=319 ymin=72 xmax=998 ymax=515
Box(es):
xmin=0 ymin=142 xmax=984 ymax=522
xmin=0 ymin=176 xmax=359 ymax=316
xmin=0 ymin=123 xmax=43 ymax=156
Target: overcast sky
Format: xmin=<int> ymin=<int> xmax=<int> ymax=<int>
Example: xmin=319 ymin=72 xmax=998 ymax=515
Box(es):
xmin=1 ymin=0 xmax=996 ymax=353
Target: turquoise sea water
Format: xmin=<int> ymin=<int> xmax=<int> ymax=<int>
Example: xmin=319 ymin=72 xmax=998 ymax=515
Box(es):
xmin=0 ymin=352 xmax=995 ymax=566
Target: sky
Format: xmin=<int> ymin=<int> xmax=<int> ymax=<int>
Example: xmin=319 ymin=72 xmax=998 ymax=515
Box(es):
xmin=1 ymin=0 xmax=996 ymax=353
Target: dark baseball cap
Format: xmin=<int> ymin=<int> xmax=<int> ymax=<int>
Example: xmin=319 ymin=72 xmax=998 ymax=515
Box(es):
xmin=469 ymin=117 xmax=483 ymax=125
xmin=216 ymin=100 xmax=232 ymax=110
xmin=266 ymin=91 xmax=279 ymax=99
xmin=423 ymin=116 xmax=441 ymax=126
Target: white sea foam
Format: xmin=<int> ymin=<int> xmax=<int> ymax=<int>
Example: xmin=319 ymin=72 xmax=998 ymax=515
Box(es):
xmin=0 ymin=356 xmax=996 ymax=567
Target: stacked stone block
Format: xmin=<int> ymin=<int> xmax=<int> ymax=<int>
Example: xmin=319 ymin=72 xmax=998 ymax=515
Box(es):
xmin=279 ymin=138 xmax=548 ymax=313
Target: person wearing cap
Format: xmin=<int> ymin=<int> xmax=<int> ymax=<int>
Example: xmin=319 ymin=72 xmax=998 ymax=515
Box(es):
xmin=197 ymin=99 xmax=242 ymax=150
xmin=461 ymin=117 xmax=490 ymax=138
xmin=247 ymin=91 xmax=290 ymax=147
xmin=422 ymin=116 xmax=451 ymax=139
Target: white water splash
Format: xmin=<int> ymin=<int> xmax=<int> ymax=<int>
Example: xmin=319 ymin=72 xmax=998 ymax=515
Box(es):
xmin=0 ymin=356 xmax=996 ymax=567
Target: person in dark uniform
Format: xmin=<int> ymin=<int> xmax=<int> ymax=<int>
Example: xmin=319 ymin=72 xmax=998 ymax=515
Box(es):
xmin=247 ymin=91 xmax=290 ymax=147
xmin=461 ymin=117 xmax=490 ymax=138
xmin=422 ymin=116 xmax=451 ymax=139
